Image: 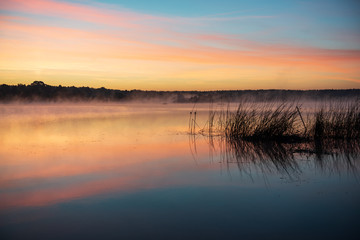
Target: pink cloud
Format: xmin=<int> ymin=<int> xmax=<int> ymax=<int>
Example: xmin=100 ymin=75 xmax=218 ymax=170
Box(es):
xmin=2 ymin=16 xmax=359 ymax=75
xmin=2 ymin=0 xmax=359 ymax=62
xmin=1 ymin=0 xmax=359 ymax=86
xmin=0 ymin=0 xmax=157 ymax=29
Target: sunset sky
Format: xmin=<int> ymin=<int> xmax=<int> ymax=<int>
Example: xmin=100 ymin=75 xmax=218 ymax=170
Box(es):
xmin=0 ymin=0 xmax=360 ymax=90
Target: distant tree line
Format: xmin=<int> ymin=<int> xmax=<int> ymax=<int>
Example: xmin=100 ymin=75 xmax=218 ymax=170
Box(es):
xmin=0 ymin=81 xmax=359 ymax=103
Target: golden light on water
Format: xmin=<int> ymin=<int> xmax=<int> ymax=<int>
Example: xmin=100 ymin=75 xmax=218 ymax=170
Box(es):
xmin=0 ymin=104 xmax=215 ymax=208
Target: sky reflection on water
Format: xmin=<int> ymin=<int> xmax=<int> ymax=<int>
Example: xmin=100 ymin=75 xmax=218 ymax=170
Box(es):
xmin=0 ymin=103 xmax=359 ymax=239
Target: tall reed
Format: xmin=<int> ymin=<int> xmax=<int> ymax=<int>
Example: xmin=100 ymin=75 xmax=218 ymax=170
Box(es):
xmin=225 ymin=103 xmax=302 ymax=141
xmin=312 ymin=102 xmax=360 ymax=140
xmin=195 ymin=101 xmax=360 ymax=142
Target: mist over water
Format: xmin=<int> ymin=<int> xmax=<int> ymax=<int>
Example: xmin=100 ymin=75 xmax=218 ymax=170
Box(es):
xmin=0 ymin=102 xmax=359 ymax=239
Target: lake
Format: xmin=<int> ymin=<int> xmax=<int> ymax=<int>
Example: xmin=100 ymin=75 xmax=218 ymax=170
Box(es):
xmin=0 ymin=103 xmax=359 ymax=239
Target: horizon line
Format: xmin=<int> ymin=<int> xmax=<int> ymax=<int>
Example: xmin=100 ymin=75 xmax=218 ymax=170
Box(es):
xmin=3 ymin=81 xmax=360 ymax=92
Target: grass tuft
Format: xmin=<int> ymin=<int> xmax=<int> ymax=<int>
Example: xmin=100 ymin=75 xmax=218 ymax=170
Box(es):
xmin=225 ymin=103 xmax=303 ymax=142
xmin=312 ymin=103 xmax=360 ymax=140
xmin=194 ymin=101 xmax=360 ymax=142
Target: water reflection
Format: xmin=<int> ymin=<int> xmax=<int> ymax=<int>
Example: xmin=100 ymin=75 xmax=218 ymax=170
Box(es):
xmin=1 ymin=103 xmax=359 ymax=210
xmin=0 ymin=103 xmax=199 ymax=209
xmin=192 ymin=135 xmax=360 ymax=180
xmin=1 ymin=103 xmax=359 ymax=240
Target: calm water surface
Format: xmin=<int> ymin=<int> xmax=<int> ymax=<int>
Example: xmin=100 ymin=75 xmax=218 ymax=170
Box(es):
xmin=0 ymin=103 xmax=359 ymax=239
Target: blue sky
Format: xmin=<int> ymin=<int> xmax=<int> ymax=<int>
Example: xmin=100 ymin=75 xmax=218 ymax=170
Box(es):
xmin=73 ymin=0 xmax=360 ymax=49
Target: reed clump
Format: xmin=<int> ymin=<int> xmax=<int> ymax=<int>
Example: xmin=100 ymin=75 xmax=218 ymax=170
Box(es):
xmin=312 ymin=103 xmax=360 ymax=140
xmin=193 ymin=101 xmax=360 ymax=142
xmin=225 ymin=103 xmax=302 ymax=141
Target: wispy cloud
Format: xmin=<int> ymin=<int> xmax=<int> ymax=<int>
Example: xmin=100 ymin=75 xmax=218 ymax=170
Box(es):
xmin=0 ymin=0 xmax=359 ymax=89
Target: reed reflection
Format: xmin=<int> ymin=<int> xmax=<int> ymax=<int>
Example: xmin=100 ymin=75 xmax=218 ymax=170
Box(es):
xmin=312 ymin=139 xmax=360 ymax=175
xmin=191 ymin=134 xmax=360 ymax=179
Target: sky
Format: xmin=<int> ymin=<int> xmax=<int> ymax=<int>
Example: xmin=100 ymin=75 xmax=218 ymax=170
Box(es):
xmin=0 ymin=0 xmax=360 ymax=90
